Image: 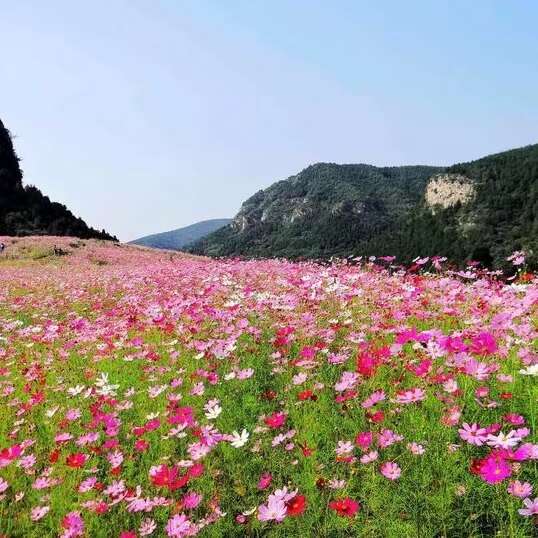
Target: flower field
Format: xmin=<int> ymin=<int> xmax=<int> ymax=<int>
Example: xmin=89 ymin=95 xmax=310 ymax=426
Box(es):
xmin=0 ymin=236 xmax=537 ymax=537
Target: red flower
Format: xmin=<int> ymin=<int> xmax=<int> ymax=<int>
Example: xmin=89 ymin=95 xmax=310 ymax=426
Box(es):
xmin=264 ymin=412 xmax=287 ymax=429
xmin=49 ymin=449 xmax=60 ymax=463
xmin=66 ymin=452 xmax=87 ymax=468
xmin=111 ymin=466 xmax=122 ymax=476
xmin=134 ymin=439 xmax=149 ymax=452
xmin=329 ymin=497 xmax=360 ymax=517
xmin=356 ymin=353 xmax=378 ymax=377
xmin=286 ymin=494 xmax=307 ymax=516
xmin=366 ymin=410 xmax=385 ymax=423
xmin=94 ymin=501 xmax=108 ymax=514
xmin=263 ymin=390 xmax=277 ymax=401
xmin=145 ymin=418 xmax=161 ymax=432
xmin=132 ymin=426 xmax=146 ymax=437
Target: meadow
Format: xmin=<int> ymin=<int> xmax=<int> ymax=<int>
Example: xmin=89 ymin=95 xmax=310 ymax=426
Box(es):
xmin=0 ymin=236 xmax=537 ymax=537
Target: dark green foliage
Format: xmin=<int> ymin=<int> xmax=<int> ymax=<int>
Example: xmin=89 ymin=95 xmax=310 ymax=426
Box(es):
xmin=0 ymin=118 xmax=116 ymax=240
xmin=190 ymin=145 xmax=538 ymax=269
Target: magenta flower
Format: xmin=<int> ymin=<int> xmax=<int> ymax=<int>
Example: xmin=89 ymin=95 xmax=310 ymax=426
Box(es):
xmin=257 ymin=472 xmax=273 ymax=490
xmin=478 ymin=455 xmax=511 ymax=484
xmin=182 ymin=491 xmax=202 ymax=509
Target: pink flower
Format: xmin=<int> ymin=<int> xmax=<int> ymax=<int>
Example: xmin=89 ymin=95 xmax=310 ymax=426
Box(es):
xmin=61 ymin=511 xmax=84 ymax=538
xmin=78 ymin=476 xmax=97 ymax=493
xmin=507 ymin=480 xmax=533 ymax=498
xmin=394 ymin=387 xmax=425 ymax=404
xmin=407 ymin=442 xmax=425 ymax=455
xmin=361 ymin=390 xmax=385 ymax=409
xmin=31 ymin=505 xmax=50 ymax=521
xmin=519 ymin=497 xmax=538 ymax=516
xmin=334 ymin=371 xmax=359 ymax=393
xmin=335 ymin=440 xmax=354 ymax=456
xmin=360 ymin=450 xmax=378 ymax=464
xmin=377 ymin=429 xmax=403 ymax=448
xmin=458 ymin=423 xmax=488 ymax=446
xmin=165 ymin=514 xmax=195 ymax=537
xmin=139 ymin=518 xmax=157 ymax=536
xmin=380 ymin=461 xmax=401 ymax=480
xmin=0 ymin=477 xmax=8 ymax=494
xmin=258 ymin=496 xmax=287 ymax=522
xmin=507 ymin=251 xmax=526 ymax=266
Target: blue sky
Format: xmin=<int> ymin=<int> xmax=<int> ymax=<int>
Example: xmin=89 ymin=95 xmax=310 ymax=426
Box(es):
xmin=2 ymin=1 xmax=537 ymax=240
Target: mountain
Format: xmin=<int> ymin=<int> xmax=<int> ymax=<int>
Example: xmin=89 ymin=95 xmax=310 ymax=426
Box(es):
xmin=130 ymin=219 xmax=232 ymax=250
xmin=0 ymin=118 xmax=116 ymax=240
xmin=189 ymin=144 xmax=538 ymax=269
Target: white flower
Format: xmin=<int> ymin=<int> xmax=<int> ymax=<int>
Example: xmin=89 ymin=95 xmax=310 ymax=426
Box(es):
xmin=68 ymin=385 xmax=85 ymax=396
xmin=204 ymin=399 xmax=222 ymax=420
xmin=520 ymin=364 xmax=538 ymax=376
xmin=486 ymin=431 xmax=521 ymax=449
xmin=95 ymin=372 xmax=119 ymax=397
xmin=230 ymin=429 xmax=249 ymax=448
xmin=45 ymin=406 xmax=60 ymax=418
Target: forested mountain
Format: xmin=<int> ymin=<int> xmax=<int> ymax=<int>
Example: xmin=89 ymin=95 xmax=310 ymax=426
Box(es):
xmin=189 ymin=144 xmax=538 ymax=269
xmin=130 ymin=219 xmax=231 ymax=250
xmin=0 ymin=118 xmax=116 ymax=240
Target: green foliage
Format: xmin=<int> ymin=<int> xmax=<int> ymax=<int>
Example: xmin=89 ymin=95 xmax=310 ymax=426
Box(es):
xmin=191 ymin=146 xmax=538 ymax=269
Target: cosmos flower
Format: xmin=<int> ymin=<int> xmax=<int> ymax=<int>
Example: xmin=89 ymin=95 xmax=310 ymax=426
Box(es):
xmin=229 ymin=429 xmax=249 ymax=448
xmin=478 ymin=455 xmax=512 ymax=484
xmin=380 ymin=461 xmax=402 ymax=480
xmin=458 ymin=423 xmax=488 ymax=446
xmin=507 ymin=481 xmax=533 ymax=498
xmin=328 ymin=498 xmax=360 ymax=517
xmin=519 ymin=498 xmax=538 ymax=517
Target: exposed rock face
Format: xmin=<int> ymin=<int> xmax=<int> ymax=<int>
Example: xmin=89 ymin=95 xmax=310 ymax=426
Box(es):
xmin=425 ymin=173 xmax=475 ymax=213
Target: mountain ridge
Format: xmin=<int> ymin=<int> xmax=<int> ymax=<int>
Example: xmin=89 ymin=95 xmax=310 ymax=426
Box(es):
xmin=189 ymin=143 xmax=538 ymax=269
xmin=130 ymin=218 xmax=232 ymax=250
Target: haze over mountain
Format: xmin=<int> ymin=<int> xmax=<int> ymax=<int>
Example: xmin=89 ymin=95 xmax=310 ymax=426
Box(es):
xmin=0 ymin=118 xmax=116 ymax=240
xmin=189 ymin=143 xmax=538 ymax=269
xmin=130 ymin=219 xmax=232 ymax=250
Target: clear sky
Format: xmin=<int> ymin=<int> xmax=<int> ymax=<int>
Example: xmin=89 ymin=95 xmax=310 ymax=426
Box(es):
xmin=2 ymin=1 xmax=537 ymax=241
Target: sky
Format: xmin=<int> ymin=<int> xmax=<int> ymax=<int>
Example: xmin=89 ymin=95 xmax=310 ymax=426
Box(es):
xmin=1 ymin=1 xmax=537 ymax=241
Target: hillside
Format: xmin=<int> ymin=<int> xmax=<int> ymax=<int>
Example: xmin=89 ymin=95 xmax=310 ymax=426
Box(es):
xmin=189 ymin=144 xmax=538 ymax=269
xmin=0 ymin=118 xmax=116 ymax=240
xmin=130 ymin=218 xmax=231 ymax=250
xmin=0 ymin=235 xmax=537 ymax=536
